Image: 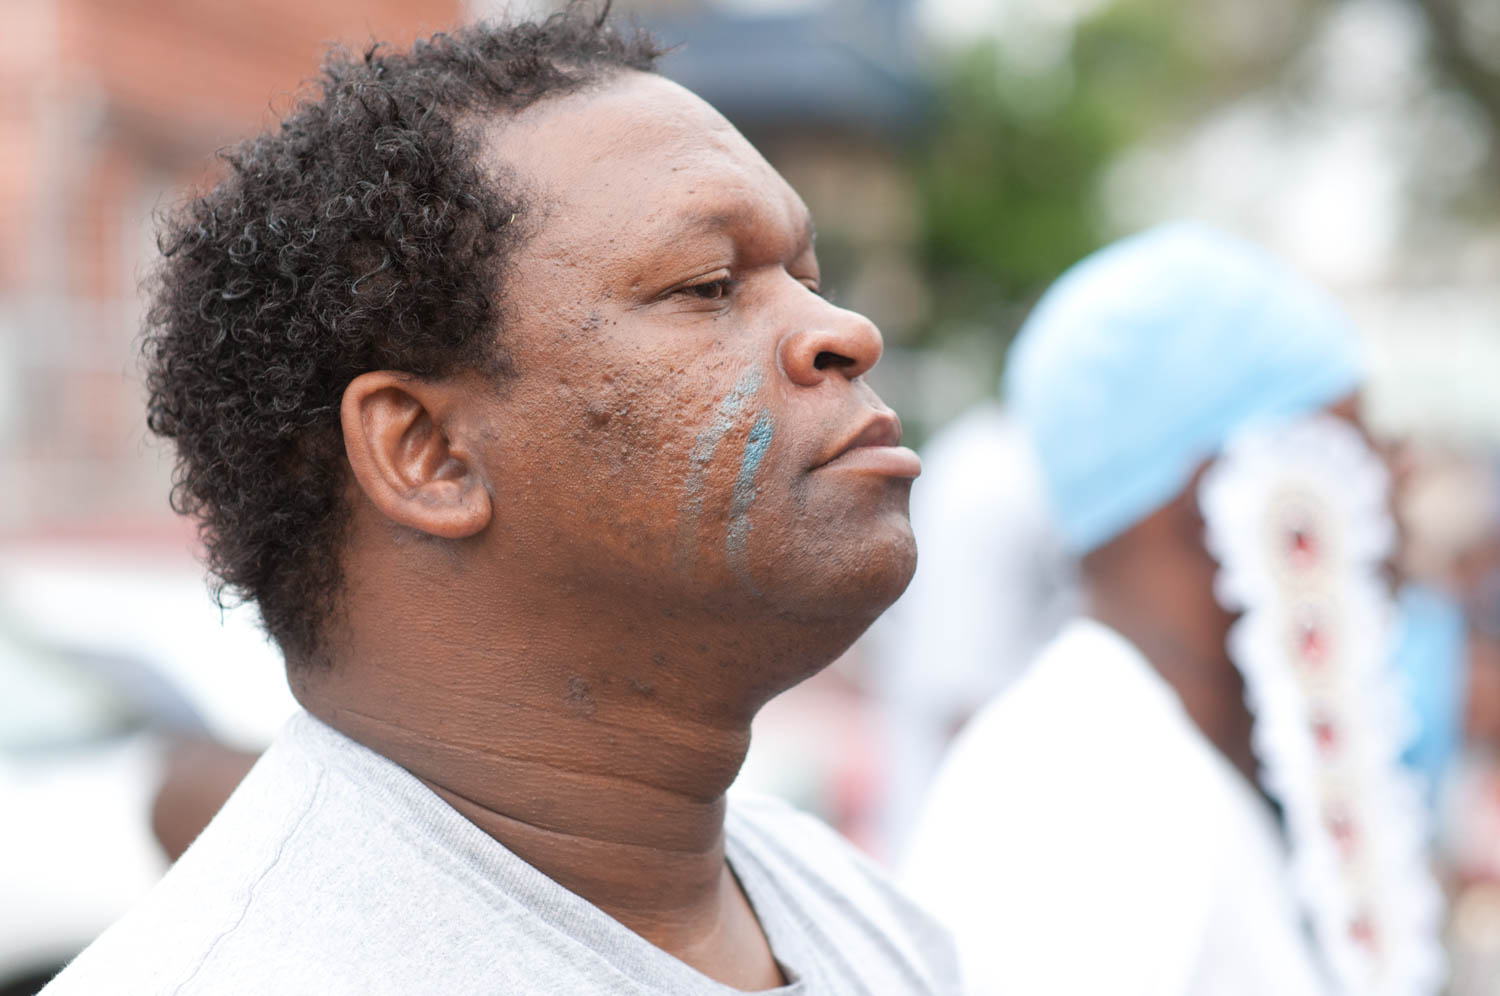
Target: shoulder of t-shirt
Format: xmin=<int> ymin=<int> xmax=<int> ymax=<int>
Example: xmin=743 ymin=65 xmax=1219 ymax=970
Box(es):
xmin=725 ymin=792 xmax=948 ymax=932
xmin=40 ymin=729 xmax=326 ymax=994
xmin=726 ymin=792 xmax=959 ymax=984
xmin=726 ymin=791 xmax=884 ymax=883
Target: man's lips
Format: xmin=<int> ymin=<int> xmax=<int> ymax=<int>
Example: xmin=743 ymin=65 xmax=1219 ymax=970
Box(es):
xmin=815 ymin=412 xmax=922 ymax=478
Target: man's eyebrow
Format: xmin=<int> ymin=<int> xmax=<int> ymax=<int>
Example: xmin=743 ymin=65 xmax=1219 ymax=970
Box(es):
xmin=654 ymin=207 xmax=817 ymax=254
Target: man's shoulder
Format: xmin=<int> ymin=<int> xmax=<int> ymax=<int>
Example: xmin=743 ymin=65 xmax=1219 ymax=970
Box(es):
xmin=726 ymin=793 xmax=961 ymax=993
xmin=42 ymin=715 xmax=636 ymax=994
xmin=728 ymin=793 xmax=882 ymax=909
xmin=42 ymin=713 xmax=512 ymax=993
xmin=41 ymin=722 xmax=331 ymax=993
xmin=726 ymin=791 xmax=893 ymax=897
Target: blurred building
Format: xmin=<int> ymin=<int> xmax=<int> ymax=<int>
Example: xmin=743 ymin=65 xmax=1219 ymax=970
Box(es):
xmin=0 ymin=0 xmax=460 ymax=540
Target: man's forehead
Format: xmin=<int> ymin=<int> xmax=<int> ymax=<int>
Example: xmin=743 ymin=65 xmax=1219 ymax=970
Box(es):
xmin=495 ymin=72 xmax=744 ymax=167
xmin=484 ymin=72 xmax=806 ymax=243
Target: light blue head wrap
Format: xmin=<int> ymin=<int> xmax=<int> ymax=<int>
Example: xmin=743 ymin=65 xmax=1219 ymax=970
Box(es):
xmin=1005 ymin=221 xmax=1365 ymax=554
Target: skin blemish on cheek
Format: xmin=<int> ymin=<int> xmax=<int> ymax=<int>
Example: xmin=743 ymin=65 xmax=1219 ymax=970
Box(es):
xmin=585 ymin=400 xmax=612 ymax=428
xmin=564 ymin=677 xmax=597 ymax=718
xmin=673 ymin=368 xmax=763 ymax=571
xmin=726 ymin=409 xmax=774 ymax=593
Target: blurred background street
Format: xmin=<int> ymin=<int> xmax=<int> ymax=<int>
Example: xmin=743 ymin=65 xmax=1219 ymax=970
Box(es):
xmin=2 ymin=0 xmax=1499 ymax=992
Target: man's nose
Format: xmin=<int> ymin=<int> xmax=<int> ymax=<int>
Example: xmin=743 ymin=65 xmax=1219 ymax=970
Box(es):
xmin=777 ymin=305 xmax=885 ymax=387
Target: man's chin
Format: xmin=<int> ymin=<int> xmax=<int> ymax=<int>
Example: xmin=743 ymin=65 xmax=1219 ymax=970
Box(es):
xmin=760 ymin=518 xmax=917 ymax=626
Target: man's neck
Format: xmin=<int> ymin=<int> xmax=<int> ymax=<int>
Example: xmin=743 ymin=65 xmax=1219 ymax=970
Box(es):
xmin=290 ymin=581 xmax=842 ymax=990
xmin=304 ymin=668 xmax=752 ymax=867
xmin=309 ymin=688 xmax=787 ymax=989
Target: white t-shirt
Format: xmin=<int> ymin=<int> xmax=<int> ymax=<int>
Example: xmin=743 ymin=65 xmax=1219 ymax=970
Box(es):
xmin=44 ymin=711 xmax=959 ymax=995
xmin=901 ymin=619 xmax=1330 ymax=996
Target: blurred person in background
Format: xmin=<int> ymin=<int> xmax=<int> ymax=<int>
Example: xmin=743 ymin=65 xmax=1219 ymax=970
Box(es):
xmin=903 ymin=222 xmax=1446 ymax=995
xmin=1387 ymin=454 xmax=1484 ymax=813
xmin=42 ymin=9 xmax=959 ymax=994
xmin=1411 ymin=458 xmax=1500 ymax=994
xmin=868 ymin=402 xmax=1075 ymax=858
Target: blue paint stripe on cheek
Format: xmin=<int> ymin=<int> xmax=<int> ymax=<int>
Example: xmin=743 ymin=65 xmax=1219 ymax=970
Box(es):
xmin=732 ymin=412 xmax=775 ymax=504
xmin=675 ymin=369 xmax=764 ymax=572
xmin=726 ymin=409 xmax=774 ymax=591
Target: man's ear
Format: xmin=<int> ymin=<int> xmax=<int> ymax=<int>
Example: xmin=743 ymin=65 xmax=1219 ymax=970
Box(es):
xmin=340 ymin=371 xmax=492 ymax=540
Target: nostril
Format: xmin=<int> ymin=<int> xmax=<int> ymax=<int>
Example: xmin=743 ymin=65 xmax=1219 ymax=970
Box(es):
xmin=813 ymin=351 xmax=855 ymax=371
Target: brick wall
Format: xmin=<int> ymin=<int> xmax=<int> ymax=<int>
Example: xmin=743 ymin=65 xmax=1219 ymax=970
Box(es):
xmin=0 ymin=0 xmax=460 ymax=540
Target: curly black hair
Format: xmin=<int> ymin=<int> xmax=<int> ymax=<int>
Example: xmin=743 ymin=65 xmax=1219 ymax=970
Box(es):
xmin=143 ymin=6 xmax=662 ymax=668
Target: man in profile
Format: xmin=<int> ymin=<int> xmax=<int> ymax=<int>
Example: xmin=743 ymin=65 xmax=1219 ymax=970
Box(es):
xmin=45 ymin=9 xmax=956 ymax=993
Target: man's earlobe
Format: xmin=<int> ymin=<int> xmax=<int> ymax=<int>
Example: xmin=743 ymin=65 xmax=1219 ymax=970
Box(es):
xmin=340 ymin=371 xmax=492 ymax=540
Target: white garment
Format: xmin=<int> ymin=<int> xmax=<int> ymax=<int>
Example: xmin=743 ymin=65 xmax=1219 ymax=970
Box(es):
xmin=871 ymin=404 xmax=1076 ymax=856
xmin=901 ymin=619 xmax=1330 ymax=996
xmin=45 ymin=711 xmax=960 ymax=995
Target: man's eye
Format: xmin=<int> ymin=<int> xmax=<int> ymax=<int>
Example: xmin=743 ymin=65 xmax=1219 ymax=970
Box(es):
xmin=681 ymin=278 xmax=734 ymax=300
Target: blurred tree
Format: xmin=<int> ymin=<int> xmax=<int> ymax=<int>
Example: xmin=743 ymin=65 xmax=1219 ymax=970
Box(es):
xmin=910 ymin=0 xmax=1500 ymax=366
xmin=911 ymin=0 xmax=1321 ymax=360
xmin=1409 ymin=0 xmax=1500 ymax=162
